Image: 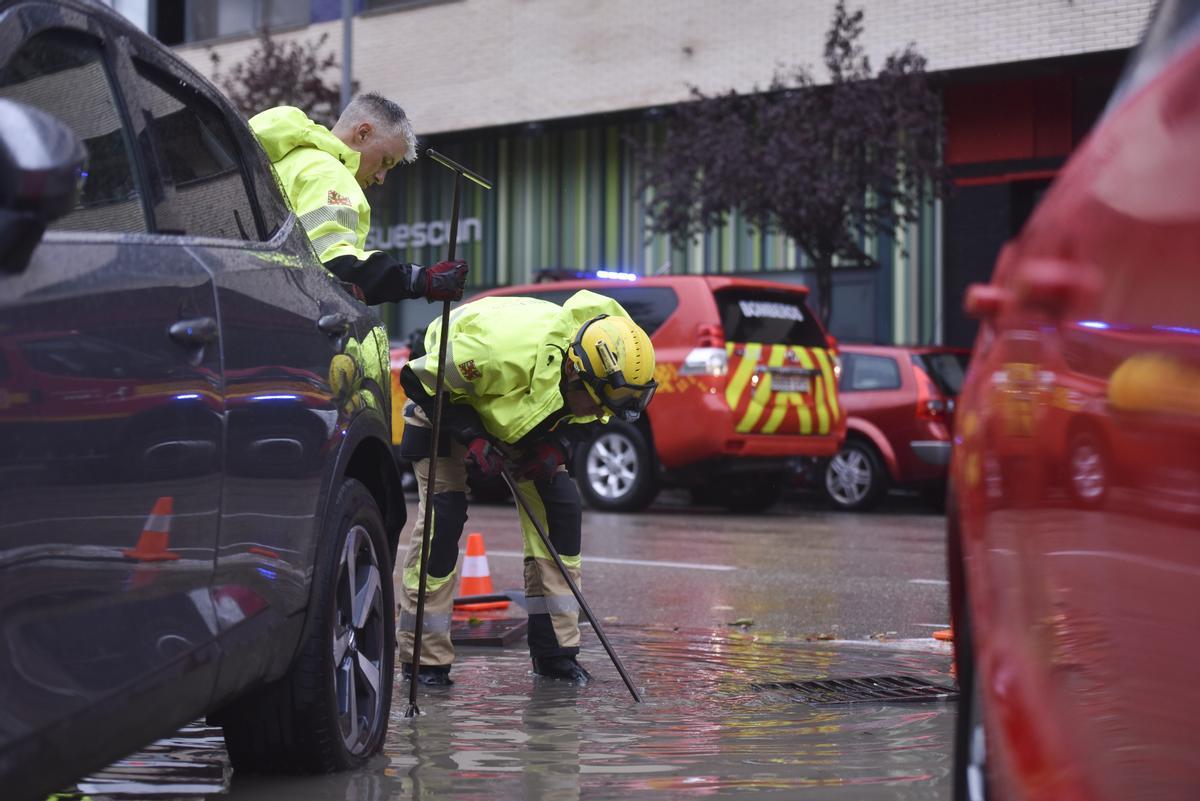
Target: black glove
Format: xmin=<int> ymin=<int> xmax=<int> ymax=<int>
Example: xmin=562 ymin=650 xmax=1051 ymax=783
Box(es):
xmin=414 ymin=259 xmax=468 ymax=302
xmin=465 ymin=437 xmax=505 ymax=477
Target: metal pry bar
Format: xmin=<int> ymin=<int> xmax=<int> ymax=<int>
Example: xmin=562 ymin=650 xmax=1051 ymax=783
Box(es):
xmin=424 ymin=148 xmax=493 ymax=189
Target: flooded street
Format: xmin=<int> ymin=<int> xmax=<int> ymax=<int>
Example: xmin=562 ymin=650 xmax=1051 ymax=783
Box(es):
xmin=69 ymin=497 xmax=956 ymax=800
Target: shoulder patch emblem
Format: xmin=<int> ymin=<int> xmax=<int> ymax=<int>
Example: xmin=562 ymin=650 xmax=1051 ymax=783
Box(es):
xmin=327 ymin=189 xmax=353 ymax=207
xmin=458 ymin=360 xmax=482 ymax=381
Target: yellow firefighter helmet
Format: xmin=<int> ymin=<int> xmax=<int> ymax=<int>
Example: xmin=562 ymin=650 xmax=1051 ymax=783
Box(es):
xmin=568 ymin=314 xmax=658 ymax=420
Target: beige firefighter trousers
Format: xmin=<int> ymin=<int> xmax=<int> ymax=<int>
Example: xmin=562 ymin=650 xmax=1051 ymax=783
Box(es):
xmin=396 ymin=405 xmax=583 ymax=668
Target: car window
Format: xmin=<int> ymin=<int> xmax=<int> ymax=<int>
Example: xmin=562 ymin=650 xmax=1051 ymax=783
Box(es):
xmin=132 ymin=59 xmax=257 ymax=240
xmin=519 ymin=286 xmax=679 ymax=335
xmin=843 ymin=354 xmax=901 ymax=392
xmin=913 ymin=352 xmax=968 ymax=396
xmin=0 ymin=30 xmax=146 ymax=233
xmin=714 ymin=289 xmax=827 ymax=347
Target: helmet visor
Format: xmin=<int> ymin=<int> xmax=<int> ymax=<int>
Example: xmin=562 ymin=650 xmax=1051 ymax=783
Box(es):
xmin=590 ymin=373 xmax=657 ymax=421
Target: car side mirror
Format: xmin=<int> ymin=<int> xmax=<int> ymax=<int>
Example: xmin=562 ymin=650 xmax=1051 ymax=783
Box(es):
xmin=0 ymin=99 xmax=86 ymax=273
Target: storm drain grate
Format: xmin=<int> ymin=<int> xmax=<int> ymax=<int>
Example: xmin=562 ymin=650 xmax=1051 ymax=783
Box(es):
xmin=450 ymin=617 xmax=528 ymax=647
xmin=753 ymin=675 xmax=957 ymax=705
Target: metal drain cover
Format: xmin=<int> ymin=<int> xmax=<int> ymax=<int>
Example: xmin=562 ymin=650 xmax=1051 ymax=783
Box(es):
xmin=754 ymin=675 xmax=957 ymax=705
xmin=451 ymin=617 xmax=528 ymax=647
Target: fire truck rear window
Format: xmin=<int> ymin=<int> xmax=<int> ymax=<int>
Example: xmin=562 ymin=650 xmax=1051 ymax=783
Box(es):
xmin=716 ymin=291 xmax=827 ymax=346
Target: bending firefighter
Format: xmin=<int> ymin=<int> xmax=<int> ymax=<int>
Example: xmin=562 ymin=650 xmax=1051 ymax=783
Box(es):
xmin=249 ymin=92 xmax=468 ymax=304
xmin=396 ymin=291 xmax=658 ymax=685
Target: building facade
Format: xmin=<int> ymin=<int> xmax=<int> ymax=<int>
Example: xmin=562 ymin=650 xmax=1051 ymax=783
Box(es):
xmin=131 ymin=0 xmax=1155 ymax=345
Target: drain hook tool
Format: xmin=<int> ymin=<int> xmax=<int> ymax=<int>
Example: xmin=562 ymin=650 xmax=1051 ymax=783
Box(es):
xmin=406 ymin=150 xmax=493 ymax=718
xmin=499 ymin=464 xmax=644 ymax=703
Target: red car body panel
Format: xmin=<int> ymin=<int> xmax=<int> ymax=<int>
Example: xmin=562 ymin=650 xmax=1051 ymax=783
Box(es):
xmin=839 ymin=344 xmax=966 ymax=486
xmin=952 ymin=23 xmax=1200 ymax=801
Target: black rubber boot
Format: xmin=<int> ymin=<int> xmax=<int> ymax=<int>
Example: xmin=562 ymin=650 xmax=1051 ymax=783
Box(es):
xmin=402 ymin=663 xmax=454 ymax=686
xmin=532 ymin=655 xmax=591 ymax=684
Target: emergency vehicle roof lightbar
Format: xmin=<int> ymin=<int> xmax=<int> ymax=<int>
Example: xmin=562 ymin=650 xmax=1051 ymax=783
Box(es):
xmin=499 ymin=464 xmax=645 ymax=703
xmin=406 ymin=151 xmax=493 ymax=719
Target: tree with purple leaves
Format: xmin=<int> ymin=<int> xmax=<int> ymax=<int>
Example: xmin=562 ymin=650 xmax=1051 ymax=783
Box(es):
xmin=210 ymin=30 xmax=354 ymax=127
xmin=638 ymin=1 xmax=947 ymax=325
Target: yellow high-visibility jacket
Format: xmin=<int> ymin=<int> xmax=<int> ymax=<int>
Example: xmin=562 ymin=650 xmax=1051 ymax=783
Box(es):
xmin=249 ymin=106 xmax=373 ymax=263
xmin=249 ymin=107 xmax=422 ymax=305
xmin=407 ymin=291 xmax=631 ymax=444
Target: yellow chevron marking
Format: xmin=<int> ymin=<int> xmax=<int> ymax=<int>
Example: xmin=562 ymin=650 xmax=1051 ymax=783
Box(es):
xmin=794 ymin=348 xmax=827 ymax=434
xmin=812 ymin=348 xmax=841 ymax=420
xmin=761 ymin=390 xmax=789 ymax=433
xmin=794 ymin=389 xmax=813 ymax=434
xmin=813 ymin=373 xmax=831 ymax=433
xmin=736 ymin=344 xmax=785 ymax=433
xmin=726 ymin=342 xmax=760 ymax=412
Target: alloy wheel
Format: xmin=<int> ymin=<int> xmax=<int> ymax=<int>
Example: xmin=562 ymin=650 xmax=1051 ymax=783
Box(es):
xmin=966 ymin=664 xmax=989 ymax=801
xmin=826 ymin=448 xmax=872 ymax=506
xmin=1070 ymin=439 xmax=1105 ymax=501
xmin=586 ymin=432 xmax=639 ymax=500
xmin=332 ymin=525 xmax=385 ymax=755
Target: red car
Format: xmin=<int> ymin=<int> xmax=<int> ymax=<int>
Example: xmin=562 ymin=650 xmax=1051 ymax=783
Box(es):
xmin=470 ymin=274 xmax=846 ymax=512
xmin=949 ymin=4 xmax=1200 ymax=799
xmin=824 ymin=344 xmax=968 ymax=510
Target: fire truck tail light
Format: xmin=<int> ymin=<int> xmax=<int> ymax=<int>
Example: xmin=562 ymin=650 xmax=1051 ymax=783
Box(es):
xmin=681 ymin=347 xmax=729 ymax=377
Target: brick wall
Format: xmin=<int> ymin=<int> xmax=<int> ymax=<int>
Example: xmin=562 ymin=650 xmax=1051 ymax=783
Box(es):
xmin=177 ymin=0 xmax=1154 ymax=135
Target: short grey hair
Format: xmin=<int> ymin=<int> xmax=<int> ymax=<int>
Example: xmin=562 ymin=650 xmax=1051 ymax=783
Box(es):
xmin=339 ymin=92 xmax=418 ymax=164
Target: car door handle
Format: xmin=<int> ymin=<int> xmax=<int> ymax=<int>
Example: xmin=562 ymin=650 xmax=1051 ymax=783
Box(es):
xmin=964 ymin=284 xmax=1011 ymax=320
xmin=318 ymin=313 xmax=351 ymax=337
xmin=169 ymin=317 xmax=218 ymax=346
xmin=1014 ymin=258 xmax=1101 ymax=318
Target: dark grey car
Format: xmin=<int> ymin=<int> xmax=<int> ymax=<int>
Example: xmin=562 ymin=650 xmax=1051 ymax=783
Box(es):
xmin=0 ymin=2 xmax=406 ymax=799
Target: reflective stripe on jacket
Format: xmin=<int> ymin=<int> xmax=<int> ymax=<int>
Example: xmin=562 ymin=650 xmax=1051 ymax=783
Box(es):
xmin=407 ymin=290 xmax=629 ymax=443
xmin=248 ymin=106 xmax=374 ymax=263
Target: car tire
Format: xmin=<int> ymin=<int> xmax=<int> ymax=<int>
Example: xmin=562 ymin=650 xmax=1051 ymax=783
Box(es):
xmin=721 ymin=474 xmax=786 ymax=513
xmin=218 ymin=478 xmax=394 ymax=773
xmin=822 ymin=439 xmax=886 ymax=511
xmin=953 ymin=602 xmax=992 ymax=801
xmin=1065 ymin=428 xmax=1107 ymax=508
xmin=574 ymin=421 xmax=658 ymax=512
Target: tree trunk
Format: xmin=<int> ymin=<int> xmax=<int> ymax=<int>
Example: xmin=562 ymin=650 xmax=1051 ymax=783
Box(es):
xmin=815 ymin=255 xmax=834 ymax=328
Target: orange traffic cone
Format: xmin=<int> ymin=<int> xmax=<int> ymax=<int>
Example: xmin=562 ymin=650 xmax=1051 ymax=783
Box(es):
xmin=123 ymin=496 xmax=180 ymax=562
xmin=456 ymin=532 xmax=509 ymax=611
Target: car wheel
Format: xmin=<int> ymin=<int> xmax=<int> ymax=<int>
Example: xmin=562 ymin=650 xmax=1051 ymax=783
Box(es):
xmin=574 ymin=421 xmax=658 ymax=512
xmin=822 ymin=440 xmax=886 ymax=511
xmin=218 ymin=478 xmax=394 ymax=773
xmin=954 ymin=602 xmax=991 ymax=801
xmin=721 ymin=474 xmax=786 ymax=513
xmin=1066 ymin=429 xmax=1106 ymax=508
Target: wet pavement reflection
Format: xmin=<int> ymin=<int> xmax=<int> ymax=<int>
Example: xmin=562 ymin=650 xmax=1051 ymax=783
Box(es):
xmin=67 ymin=624 xmax=954 ymax=800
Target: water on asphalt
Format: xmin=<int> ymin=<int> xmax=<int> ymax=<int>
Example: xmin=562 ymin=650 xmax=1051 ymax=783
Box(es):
xmin=67 ymin=624 xmax=955 ymax=801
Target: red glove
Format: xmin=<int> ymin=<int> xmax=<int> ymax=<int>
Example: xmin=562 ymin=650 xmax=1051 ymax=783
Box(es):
xmin=465 ymin=437 xmax=505 ymax=477
xmin=417 ymin=260 xmax=468 ymax=302
xmin=518 ymin=441 xmax=566 ymax=482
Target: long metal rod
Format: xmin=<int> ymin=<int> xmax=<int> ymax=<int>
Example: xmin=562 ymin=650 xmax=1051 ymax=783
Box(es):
xmin=339 ymin=0 xmax=352 ymax=113
xmin=424 ymin=148 xmax=493 ymax=189
xmin=499 ymin=465 xmax=644 ymax=703
xmin=405 ymin=173 xmax=462 ymax=717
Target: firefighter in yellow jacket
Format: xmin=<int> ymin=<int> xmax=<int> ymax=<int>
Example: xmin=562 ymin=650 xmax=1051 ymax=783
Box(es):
xmin=249 ymin=93 xmax=467 ymax=304
xmin=396 ymin=291 xmax=658 ymax=685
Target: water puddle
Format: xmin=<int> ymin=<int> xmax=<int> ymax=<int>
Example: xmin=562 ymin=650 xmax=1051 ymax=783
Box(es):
xmin=66 ymin=625 xmax=955 ymax=800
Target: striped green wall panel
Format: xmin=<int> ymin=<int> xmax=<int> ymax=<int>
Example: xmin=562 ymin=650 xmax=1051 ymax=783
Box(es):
xmin=368 ymin=116 xmax=941 ymax=343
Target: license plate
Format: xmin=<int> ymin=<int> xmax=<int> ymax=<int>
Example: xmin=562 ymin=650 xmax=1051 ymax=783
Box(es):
xmin=769 ymin=370 xmax=810 ymax=393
